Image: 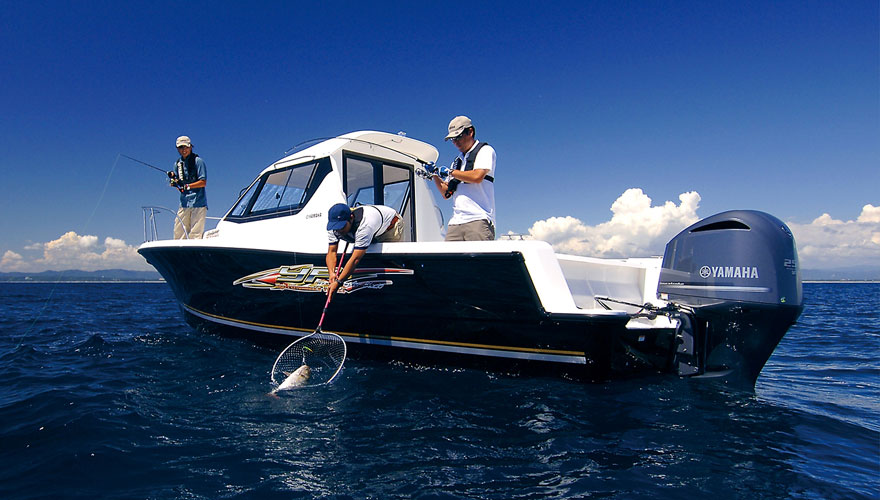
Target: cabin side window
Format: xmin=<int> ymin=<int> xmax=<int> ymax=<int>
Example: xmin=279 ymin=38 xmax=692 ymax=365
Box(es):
xmin=345 ymin=158 xmax=376 ymax=207
xmin=225 ymin=157 xmax=332 ymax=222
xmin=342 ymin=153 xmax=415 ymax=242
xmin=383 ymin=164 xmax=412 ymax=221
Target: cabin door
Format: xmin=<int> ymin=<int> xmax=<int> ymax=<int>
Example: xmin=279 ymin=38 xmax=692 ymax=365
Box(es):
xmin=342 ymin=153 xmax=415 ymax=242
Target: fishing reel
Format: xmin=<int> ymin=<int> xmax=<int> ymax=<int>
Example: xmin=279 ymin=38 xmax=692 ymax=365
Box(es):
xmin=167 ymin=171 xmax=187 ymax=191
xmin=414 ymin=167 xmax=433 ymax=180
xmin=417 ymin=162 xmax=453 ymax=181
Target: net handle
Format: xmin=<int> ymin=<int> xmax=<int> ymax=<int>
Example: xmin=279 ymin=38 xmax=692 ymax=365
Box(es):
xmin=270 ymin=241 xmax=349 ymax=387
xmin=316 ymin=241 xmax=348 ymax=331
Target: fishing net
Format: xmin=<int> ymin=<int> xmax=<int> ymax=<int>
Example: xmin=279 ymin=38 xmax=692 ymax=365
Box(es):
xmin=271 ymin=330 xmax=347 ymax=388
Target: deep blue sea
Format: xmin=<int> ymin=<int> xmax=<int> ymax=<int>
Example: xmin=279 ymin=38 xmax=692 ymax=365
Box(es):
xmin=1 ymin=282 xmax=877 ymax=499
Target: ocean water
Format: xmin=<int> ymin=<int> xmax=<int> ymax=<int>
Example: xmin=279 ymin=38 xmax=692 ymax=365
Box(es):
xmin=0 ymin=282 xmax=877 ymax=499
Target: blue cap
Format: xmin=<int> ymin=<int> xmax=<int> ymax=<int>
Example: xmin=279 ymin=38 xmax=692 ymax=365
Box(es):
xmin=327 ymin=203 xmax=352 ymax=230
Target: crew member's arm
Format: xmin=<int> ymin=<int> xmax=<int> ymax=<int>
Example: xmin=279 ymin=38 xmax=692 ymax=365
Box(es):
xmin=336 ymin=248 xmax=366 ymax=283
xmin=432 ymin=175 xmax=452 ymax=199
xmin=433 ymin=169 xmax=488 ymax=199
xmin=326 ymin=243 xmax=339 ymax=281
xmin=448 ymin=169 xmax=488 ymax=184
xmin=329 ymin=248 xmax=367 ymax=297
xmin=189 ymin=157 xmax=207 ymax=191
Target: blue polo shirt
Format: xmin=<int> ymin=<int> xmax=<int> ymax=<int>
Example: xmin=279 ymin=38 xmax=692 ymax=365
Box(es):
xmin=177 ymin=156 xmax=207 ymax=208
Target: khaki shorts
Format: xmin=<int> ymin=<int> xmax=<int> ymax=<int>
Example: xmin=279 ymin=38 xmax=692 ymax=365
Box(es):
xmin=445 ymin=219 xmax=495 ymax=241
xmin=375 ymin=215 xmax=404 ymax=243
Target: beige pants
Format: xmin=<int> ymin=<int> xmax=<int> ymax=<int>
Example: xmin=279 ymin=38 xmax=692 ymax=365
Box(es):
xmin=445 ymin=219 xmax=495 ymax=241
xmin=375 ymin=216 xmax=404 ymax=243
xmin=174 ymin=206 xmax=207 ymax=239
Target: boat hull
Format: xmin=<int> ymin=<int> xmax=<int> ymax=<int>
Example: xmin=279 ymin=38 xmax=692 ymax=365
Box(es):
xmin=140 ymin=245 xmax=643 ymax=381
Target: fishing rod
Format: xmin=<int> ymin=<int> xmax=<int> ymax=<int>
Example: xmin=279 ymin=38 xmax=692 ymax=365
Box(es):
xmin=121 ymin=154 xmax=186 ymax=190
xmin=281 ymin=135 xmax=441 ymax=172
xmin=120 ymin=154 xmax=167 ymax=173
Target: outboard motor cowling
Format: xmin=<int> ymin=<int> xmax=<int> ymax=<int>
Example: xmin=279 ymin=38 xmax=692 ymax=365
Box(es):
xmin=658 ymin=210 xmax=804 ymax=386
xmin=659 ymin=210 xmax=802 ymax=307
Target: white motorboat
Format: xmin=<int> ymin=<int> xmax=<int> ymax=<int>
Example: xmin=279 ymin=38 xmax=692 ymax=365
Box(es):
xmin=139 ymin=131 xmax=803 ymax=385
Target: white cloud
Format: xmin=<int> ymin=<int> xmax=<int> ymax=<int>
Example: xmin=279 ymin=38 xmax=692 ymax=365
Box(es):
xmin=2 ymin=201 xmax=877 ymax=273
xmin=857 ymin=204 xmax=880 ymax=223
xmin=527 ymin=188 xmax=701 ymax=258
xmin=0 ymin=231 xmax=151 ymax=272
xmin=787 ymin=204 xmax=880 ymax=269
xmin=526 ymin=191 xmax=879 ymax=270
xmin=0 ymin=250 xmax=27 ymax=271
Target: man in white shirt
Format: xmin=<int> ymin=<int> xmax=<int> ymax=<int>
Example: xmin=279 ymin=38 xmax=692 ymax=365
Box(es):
xmin=431 ymin=116 xmax=496 ymax=241
xmin=325 ymin=203 xmax=402 ymax=297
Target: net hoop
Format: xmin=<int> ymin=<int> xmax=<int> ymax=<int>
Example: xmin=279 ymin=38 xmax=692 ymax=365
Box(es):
xmin=271 ymin=330 xmax=347 ymax=389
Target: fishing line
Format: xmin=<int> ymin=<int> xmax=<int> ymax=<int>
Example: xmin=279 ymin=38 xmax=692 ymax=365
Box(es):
xmin=13 ymin=154 xmax=122 ymax=350
xmin=14 ymin=136 xmax=429 ymax=349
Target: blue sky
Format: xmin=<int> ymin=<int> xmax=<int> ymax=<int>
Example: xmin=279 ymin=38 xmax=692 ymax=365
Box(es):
xmin=0 ymin=1 xmax=877 ymax=271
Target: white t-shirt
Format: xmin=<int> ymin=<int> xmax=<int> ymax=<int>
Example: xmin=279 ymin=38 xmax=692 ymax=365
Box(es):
xmin=448 ymin=140 xmax=496 ymax=226
xmin=327 ymin=205 xmax=398 ymax=249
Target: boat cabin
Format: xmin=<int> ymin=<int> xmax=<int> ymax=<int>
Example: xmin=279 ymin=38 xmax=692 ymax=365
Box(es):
xmin=207 ymin=131 xmax=445 ymax=252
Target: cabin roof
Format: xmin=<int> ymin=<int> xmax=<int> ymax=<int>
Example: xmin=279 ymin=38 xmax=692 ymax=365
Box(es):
xmin=263 ymin=131 xmax=439 ymax=176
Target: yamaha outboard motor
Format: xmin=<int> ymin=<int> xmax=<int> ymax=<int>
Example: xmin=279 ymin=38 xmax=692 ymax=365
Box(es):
xmin=658 ymin=210 xmax=803 ymax=386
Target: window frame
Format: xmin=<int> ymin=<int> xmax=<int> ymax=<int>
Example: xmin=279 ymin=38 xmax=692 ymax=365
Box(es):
xmin=224 ymin=157 xmax=332 ymax=223
xmin=342 ymin=152 xmax=416 ymax=241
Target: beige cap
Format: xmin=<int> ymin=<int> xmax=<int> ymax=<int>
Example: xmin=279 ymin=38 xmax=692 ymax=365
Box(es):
xmin=445 ymin=116 xmax=472 ymax=140
xmin=176 ymin=136 xmax=192 ymax=148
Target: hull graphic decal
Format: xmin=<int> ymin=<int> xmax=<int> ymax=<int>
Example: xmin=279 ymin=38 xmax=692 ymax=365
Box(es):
xmin=233 ymin=265 xmax=413 ymax=293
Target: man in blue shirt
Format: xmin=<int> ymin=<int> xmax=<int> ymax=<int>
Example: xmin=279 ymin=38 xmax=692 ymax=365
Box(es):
xmin=171 ymin=135 xmax=207 ymax=239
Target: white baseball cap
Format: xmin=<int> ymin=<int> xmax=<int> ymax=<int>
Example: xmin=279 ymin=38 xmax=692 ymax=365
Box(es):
xmin=445 ymin=116 xmax=472 ymax=140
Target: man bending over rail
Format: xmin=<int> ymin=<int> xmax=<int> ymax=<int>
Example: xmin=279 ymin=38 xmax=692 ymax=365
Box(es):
xmin=325 ymin=203 xmax=403 ymax=298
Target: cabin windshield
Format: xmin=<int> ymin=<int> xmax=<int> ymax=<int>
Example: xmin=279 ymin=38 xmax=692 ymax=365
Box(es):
xmin=225 ymin=157 xmax=332 ymax=222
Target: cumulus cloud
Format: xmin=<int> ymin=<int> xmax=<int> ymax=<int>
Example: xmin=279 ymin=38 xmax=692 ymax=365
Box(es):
xmin=857 ymin=204 xmax=880 ymax=223
xmin=526 ymin=191 xmax=879 ymax=270
xmin=2 ymin=200 xmax=877 ymax=273
xmin=0 ymin=250 xmax=27 ymax=271
xmin=787 ymin=204 xmax=880 ymax=269
xmin=0 ymin=231 xmax=151 ymax=272
xmin=527 ymin=188 xmax=701 ymax=258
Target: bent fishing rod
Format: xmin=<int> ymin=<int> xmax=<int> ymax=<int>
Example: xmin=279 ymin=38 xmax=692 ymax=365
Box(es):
xmin=281 ymin=135 xmax=442 ymax=174
xmin=120 ymin=154 xmax=166 ymax=173
xmin=121 ymin=154 xmax=186 ymax=190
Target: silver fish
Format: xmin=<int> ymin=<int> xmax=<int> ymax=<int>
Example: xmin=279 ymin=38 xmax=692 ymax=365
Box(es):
xmin=272 ymin=364 xmax=311 ymax=393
